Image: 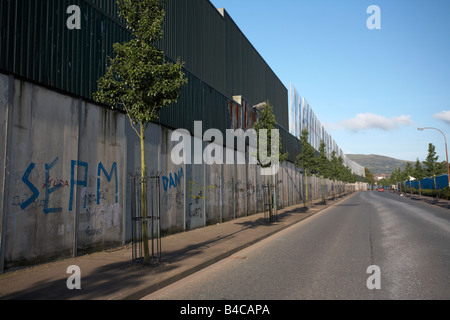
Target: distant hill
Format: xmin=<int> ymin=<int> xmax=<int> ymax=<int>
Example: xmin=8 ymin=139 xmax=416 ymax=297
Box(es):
xmin=346 ymin=154 xmax=411 ymax=175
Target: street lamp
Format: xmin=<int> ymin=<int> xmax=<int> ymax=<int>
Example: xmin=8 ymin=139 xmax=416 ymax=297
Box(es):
xmin=253 ymin=102 xmax=267 ymax=112
xmin=418 ymin=127 xmax=450 ymax=187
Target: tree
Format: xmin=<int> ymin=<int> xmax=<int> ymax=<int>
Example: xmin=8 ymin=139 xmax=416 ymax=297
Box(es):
xmin=398 ymin=166 xmax=409 ymax=193
xmin=329 ymin=152 xmax=347 ymax=197
xmin=317 ymin=140 xmax=330 ymax=203
xmin=392 ymin=167 xmax=407 ymax=193
xmin=423 ymin=143 xmax=439 ymax=196
xmin=365 ymin=167 xmax=375 ymax=186
xmin=404 ymin=162 xmax=413 ymax=195
xmin=253 ymin=101 xmax=288 ymax=221
xmin=389 ymin=167 xmax=400 ymax=191
xmin=413 ymin=158 xmax=425 ymax=197
xmin=329 ymin=151 xmax=338 ymax=198
xmin=295 ymin=129 xmax=317 ymax=208
xmin=378 ymin=178 xmax=390 ymax=187
xmin=94 ymin=0 xmax=187 ymax=262
xmin=437 ymin=161 xmax=448 ymax=176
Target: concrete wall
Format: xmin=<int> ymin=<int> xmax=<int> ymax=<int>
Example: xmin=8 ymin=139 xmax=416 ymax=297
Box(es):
xmin=0 ymin=74 xmax=12 ymax=272
xmin=0 ymin=74 xmax=367 ymax=270
xmin=1 ymin=74 xmax=126 ymax=268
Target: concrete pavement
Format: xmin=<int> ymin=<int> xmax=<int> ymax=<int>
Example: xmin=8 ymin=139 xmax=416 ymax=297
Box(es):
xmin=1 ymin=190 xmax=444 ymax=300
xmin=402 ymin=192 xmax=450 ymax=210
xmin=0 ymin=194 xmax=351 ymax=300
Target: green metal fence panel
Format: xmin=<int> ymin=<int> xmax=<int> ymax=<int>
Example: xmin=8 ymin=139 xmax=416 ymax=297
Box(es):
xmin=159 ymin=0 xmax=289 ymax=130
xmin=278 ymin=124 xmax=301 ymax=164
xmin=222 ymin=8 xmax=288 ymax=130
xmin=0 ymin=0 xmax=289 ymax=149
xmin=159 ymin=70 xmax=231 ymax=135
xmin=160 ymin=0 xmax=227 ymax=97
xmin=0 ymin=0 xmax=130 ymax=99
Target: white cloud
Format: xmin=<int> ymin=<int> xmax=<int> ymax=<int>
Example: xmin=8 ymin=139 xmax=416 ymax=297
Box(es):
xmin=433 ymin=111 xmax=450 ymax=125
xmin=337 ymin=113 xmax=415 ymax=132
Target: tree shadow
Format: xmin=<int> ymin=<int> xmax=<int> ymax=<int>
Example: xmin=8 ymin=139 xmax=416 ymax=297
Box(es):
xmin=409 ymin=196 xmax=450 ymax=209
xmin=1 ymin=260 xmax=163 ymax=300
xmin=1 ymin=202 xmax=319 ymax=300
xmin=234 ymin=206 xmax=308 ymax=229
xmin=3 ymin=229 xmax=245 ymax=300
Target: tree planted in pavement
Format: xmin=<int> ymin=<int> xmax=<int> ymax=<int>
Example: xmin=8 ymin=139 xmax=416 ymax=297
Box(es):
xmin=94 ymin=0 xmax=187 ymax=262
xmin=413 ymin=158 xmax=425 ymax=197
xmin=295 ymin=129 xmax=317 ymax=208
xmin=329 ymin=151 xmax=345 ymax=198
xmin=253 ymin=101 xmax=288 ymax=221
xmin=404 ymin=162 xmax=413 ymax=195
xmin=365 ymin=167 xmax=375 ymax=186
xmin=317 ymin=140 xmax=330 ymax=203
xmin=423 ymin=143 xmax=440 ymax=198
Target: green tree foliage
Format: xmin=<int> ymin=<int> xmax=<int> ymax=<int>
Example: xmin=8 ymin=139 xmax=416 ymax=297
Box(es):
xmin=295 ymin=132 xmax=363 ymax=204
xmin=413 ymin=158 xmax=425 ymax=197
xmin=423 ymin=143 xmax=439 ymax=193
xmin=317 ymin=140 xmax=331 ymax=203
xmin=94 ymin=0 xmax=187 ymax=262
xmin=400 ymin=167 xmax=409 ymax=192
xmin=378 ymin=178 xmax=390 ymax=187
xmin=404 ymin=162 xmax=413 ymax=194
xmin=329 ymin=151 xmax=341 ymax=181
xmin=437 ymin=161 xmax=448 ymax=176
xmin=365 ymin=167 xmax=375 ymax=185
xmin=253 ymin=101 xmax=287 ymax=221
xmin=317 ymin=140 xmax=330 ymax=178
xmin=423 ymin=143 xmax=439 ymax=178
xmin=295 ymin=129 xmax=317 ymax=208
xmin=329 ymin=151 xmax=342 ymax=198
xmin=253 ymin=101 xmax=288 ymax=168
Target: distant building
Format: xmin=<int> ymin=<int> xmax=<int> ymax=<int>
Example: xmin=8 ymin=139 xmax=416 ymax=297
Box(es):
xmin=375 ymin=174 xmax=390 ymax=181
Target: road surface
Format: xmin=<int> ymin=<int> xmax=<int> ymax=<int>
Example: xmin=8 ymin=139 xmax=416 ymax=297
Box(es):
xmin=144 ymin=191 xmax=450 ymax=300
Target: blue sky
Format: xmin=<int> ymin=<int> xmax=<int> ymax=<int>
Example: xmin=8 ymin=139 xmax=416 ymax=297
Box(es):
xmin=210 ymin=0 xmax=450 ymax=163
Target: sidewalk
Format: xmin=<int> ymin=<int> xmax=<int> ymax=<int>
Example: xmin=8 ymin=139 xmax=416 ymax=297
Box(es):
xmin=394 ymin=191 xmax=450 ymax=210
xmin=0 ymin=194 xmax=353 ymax=300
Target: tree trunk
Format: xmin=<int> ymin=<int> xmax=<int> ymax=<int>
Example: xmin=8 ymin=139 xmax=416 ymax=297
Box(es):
xmin=304 ymin=171 xmax=309 ymax=209
xmin=419 ymin=181 xmax=422 ymax=198
xmin=434 ymin=176 xmax=438 ymax=202
xmin=267 ymin=176 xmax=273 ymax=222
xmin=140 ymin=124 xmax=150 ymax=262
xmin=322 ymin=177 xmax=326 ymax=204
xmin=332 ymin=181 xmax=334 ymax=199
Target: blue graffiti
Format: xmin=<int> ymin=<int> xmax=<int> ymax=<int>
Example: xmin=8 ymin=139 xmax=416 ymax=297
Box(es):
xmin=97 ymin=162 xmax=118 ymax=205
xmin=162 ymin=167 xmax=184 ymax=192
xmin=45 ymin=157 xmax=63 ymax=214
xmin=69 ymin=160 xmax=89 ymax=212
xmin=17 ymin=159 xmax=118 ymax=213
xmin=20 ymin=163 xmax=40 ymax=210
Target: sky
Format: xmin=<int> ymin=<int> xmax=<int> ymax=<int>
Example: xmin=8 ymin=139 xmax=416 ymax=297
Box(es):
xmin=210 ymin=0 xmax=450 ymax=163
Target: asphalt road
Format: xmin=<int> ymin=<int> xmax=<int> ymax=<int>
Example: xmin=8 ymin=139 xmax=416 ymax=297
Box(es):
xmin=144 ymin=191 xmax=450 ymax=300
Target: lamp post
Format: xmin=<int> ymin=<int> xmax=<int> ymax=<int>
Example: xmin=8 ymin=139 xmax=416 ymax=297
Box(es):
xmin=418 ymin=127 xmax=450 ymax=187
xmin=253 ymin=102 xmax=267 ymax=111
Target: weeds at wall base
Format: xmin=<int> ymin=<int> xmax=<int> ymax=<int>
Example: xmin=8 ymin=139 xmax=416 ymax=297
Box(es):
xmin=402 ymin=187 xmax=450 ymax=201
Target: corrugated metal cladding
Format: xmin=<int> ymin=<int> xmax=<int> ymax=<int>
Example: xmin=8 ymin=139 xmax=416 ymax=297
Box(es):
xmin=0 ymin=0 xmax=288 ymax=130
xmin=278 ymin=124 xmax=301 ymax=164
xmin=0 ymin=0 xmax=130 ymax=99
xmin=159 ymin=71 xmax=230 ymax=135
xmin=161 ymin=0 xmax=289 ymax=129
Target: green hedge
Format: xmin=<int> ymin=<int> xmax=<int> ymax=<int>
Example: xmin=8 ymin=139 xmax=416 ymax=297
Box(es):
xmin=406 ymin=187 xmax=450 ymax=200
